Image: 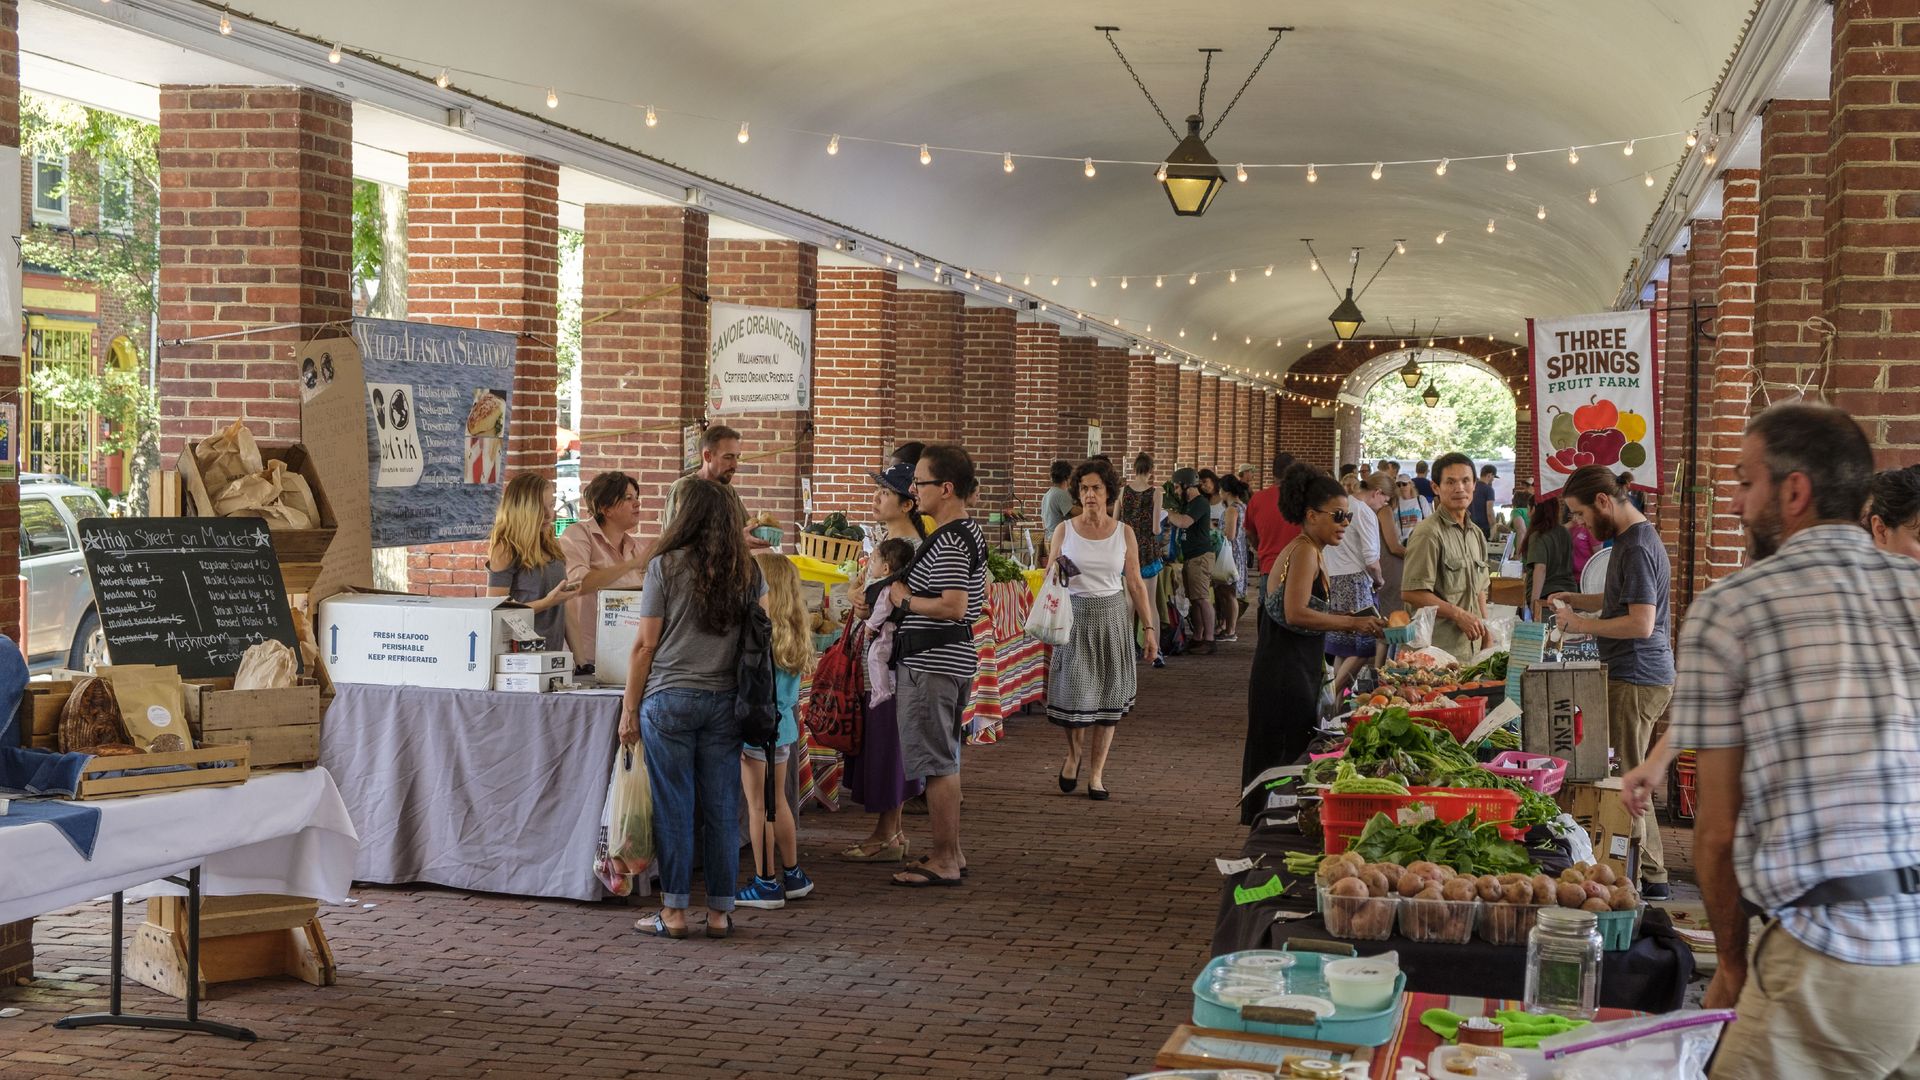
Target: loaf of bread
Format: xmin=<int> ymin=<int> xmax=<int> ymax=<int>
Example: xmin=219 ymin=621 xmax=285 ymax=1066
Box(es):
xmin=59 ymin=677 xmax=130 ymax=754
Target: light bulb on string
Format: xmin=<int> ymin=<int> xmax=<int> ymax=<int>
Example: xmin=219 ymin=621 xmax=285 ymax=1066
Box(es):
xmin=1188 ymin=273 xmax=1198 ymax=286
xmin=1179 ymin=328 xmax=1186 ymax=338
xmin=919 ymin=144 xmax=932 ymax=165
xmin=1003 ymin=152 xmax=1015 ymax=173
xmin=1371 ymin=162 xmax=1384 ymax=180
xmin=1536 ymin=205 xmax=1547 ymax=220
xmin=1435 ymin=158 xmax=1449 ymax=176
xmin=1155 ymin=275 xmax=1164 ymax=288
xmin=546 ymin=87 xmax=559 ymax=109
xmin=1276 ymin=338 xmax=1284 ymax=347
xmin=1120 ymin=277 xmax=1128 ymax=289
xmin=973 ymin=283 xmax=980 ymax=291
xmin=1237 ymin=163 xmax=1250 ymax=183
xmin=218 ymin=9 xmax=232 ymax=34
xmin=1212 ymin=331 xmax=1219 ymax=342
xmin=1645 ymin=171 xmax=1655 ymax=187
xmin=737 ymin=122 xmax=750 ymax=144
xmin=1265 ymin=264 xmax=1274 ymax=277
xmin=1245 ymin=336 xmax=1252 ymax=345
xmin=1309 ymin=256 xmax=1319 ymax=273
xmin=1022 ymin=274 xmax=1030 ymax=286
xmin=1305 ymin=164 xmax=1317 ymax=183
xmin=1090 ymin=277 xmax=1098 ymax=287
xmin=1051 ymin=276 xmax=1060 ymax=286
xmin=1229 ymin=269 xmax=1238 ymax=283
xmin=1567 ymin=146 xmax=1579 ymax=164
xmin=1505 ymin=153 xmax=1516 ymax=172
xmin=963 ymin=269 xmax=972 ymax=281
xmin=993 ymin=273 xmax=1002 ymax=284
xmin=1686 ymin=130 xmax=1699 ymax=148
xmin=1435 ymin=231 xmax=1448 ymax=245
xmin=1704 ymin=139 xmax=1719 ymax=165
xmin=1624 ymin=139 xmax=1635 ymax=156
xmin=1083 ymin=158 xmax=1096 ymax=178
xmin=1395 ymin=239 xmax=1407 ymax=255
xmin=328 ymin=43 xmax=343 ymax=63
xmin=827 ymin=134 xmax=839 ymax=155
xmin=435 ymin=68 xmax=450 ymax=88
xmin=1155 ymin=162 xmax=1168 ymax=182
xmin=645 ymin=106 xmax=658 ymax=127
xmin=1588 ymin=188 xmax=1598 ymax=204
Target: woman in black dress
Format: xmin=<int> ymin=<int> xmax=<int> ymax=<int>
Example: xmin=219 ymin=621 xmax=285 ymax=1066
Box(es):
xmin=1243 ymin=465 xmax=1387 ymax=824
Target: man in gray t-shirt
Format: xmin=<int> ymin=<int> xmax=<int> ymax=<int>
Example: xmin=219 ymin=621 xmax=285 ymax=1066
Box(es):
xmin=1550 ymin=466 xmax=1676 ymax=897
xmin=1040 ymin=459 xmax=1075 ymax=536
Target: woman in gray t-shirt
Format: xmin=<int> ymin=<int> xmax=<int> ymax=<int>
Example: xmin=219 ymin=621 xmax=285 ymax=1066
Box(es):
xmin=485 ymin=473 xmax=579 ymax=651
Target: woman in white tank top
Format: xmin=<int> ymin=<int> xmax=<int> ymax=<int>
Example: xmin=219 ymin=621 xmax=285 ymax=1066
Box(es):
xmin=1044 ymin=459 xmax=1161 ymax=801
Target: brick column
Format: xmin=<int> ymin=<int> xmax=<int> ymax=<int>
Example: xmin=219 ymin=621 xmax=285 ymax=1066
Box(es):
xmin=1127 ymin=353 xmax=1158 ymax=463
xmin=0 ymin=0 xmax=17 ymax=641
xmin=896 ymin=289 xmax=963 ymax=445
xmin=1235 ymin=383 xmax=1255 ymax=470
xmin=710 ymin=239 xmax=817 ymax=542
xmin=1704 ymin=171 xmax=1761 ymax=584
xmin=578 ymin=204 xmax=708 ymax=535
xmin=1096 ymin=345 xmax=1130 ymax=459
xmin=1825 ymin=0 xmax=1920 ymax=464
xmin=1179 ymin=370 xmax=1203 ymax=467
xmin=156 ymin=87 xmax=352 ymax=462
xmin=813 ymin=267 xmax=896 ymax=516
xmin=1058 ymin=335 xmax=1098 ymax=460
xmin=404 ymin=153 xmax=560 ymax=596
xmin=1197 ymin=374 xmax=1220 ymax=469
xmin=1012 ymin=321 xmax=1061 ymax=505
xmin=1670 ymin=221 xmax=1721 ymax=618
xmin=1155 ymin=362 xmax=1182 ymax=469
xmin=961 ymin=306 xmax=1016 ymax=511
xmin=1757 ymin=101 xmax=1832 ymax=399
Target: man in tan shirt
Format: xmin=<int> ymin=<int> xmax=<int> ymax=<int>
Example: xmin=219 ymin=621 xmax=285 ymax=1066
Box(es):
xmin=660 ymin=423 xmax=772 ymax=550
xmin=1400 ymin=451 xmax=1489 ymax=658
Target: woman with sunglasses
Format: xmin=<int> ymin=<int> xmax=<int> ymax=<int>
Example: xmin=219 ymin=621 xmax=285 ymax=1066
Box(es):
xmin=1241 ymin=464 xmax=1388 ymax=825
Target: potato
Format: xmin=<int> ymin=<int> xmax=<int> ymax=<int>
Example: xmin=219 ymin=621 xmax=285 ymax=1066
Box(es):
xmin=1442 ymin=876 xmax=1478 ymax=902
xmin=1416 ymin=883 xmax=1444 ymax=901
xmin=1591 ymin=864 xmax=1618 ymax=887
xmin=1399 ymin=870 xmax=1429 ymax=898
xmin=1559 ymin=867 xmax=1588 ymax=885
xmin=1360 ymin=868 xmax=1392 ymax=898
xmin=1501 ymin=881 xmax=1533 ymax=905
xmin=1319 ymin=859 xmax=1357 ymax=886
xmin=1609 ymin=885 xmax=1639 ymax=911
xmin=1355 ymin=898 xmax=1395 ymax=938
xmin=1580 ymin=897 xmax=1612 ymax=913
xmin=1530 ymin=874 xmax=1558 ymax=904
xmin=1476 ymin=875 xmax=1505 ymax=902
xmin=1433 ymin=865 xmax=1459 ymax=882
xmin=1584 ymin=880 xmax=1612 ymax=901
xmin=1407 ymin=861 xmax=1440 ymax=879
xmin=1557 ymin=882 xmax=1588 ymax=908
xmin=1330 ymin=876 xmax=1369 ymax=899
xmin=1498 ymin=873 xmax=1529 ymax=886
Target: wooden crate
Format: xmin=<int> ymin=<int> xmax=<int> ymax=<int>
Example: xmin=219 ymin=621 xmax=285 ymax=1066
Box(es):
xmin=796 ymin=531 xmax=861 ymax=564
xmin=177 ymin=439 xmax=336 ymax=596
xmin=0 ymin=918 xmax=31 ymax=985
xmin=132 ymin=895 xmax=333 ymax=999
xmin=20 ymin=680 xmax=76 ymax=751
xmin=75 ymin=744 xmax=250 ymax=800
xmin=148 ymin=470 xmax=184 ymax=517
xmin=184 ymin=678 xmax=321 ymax=769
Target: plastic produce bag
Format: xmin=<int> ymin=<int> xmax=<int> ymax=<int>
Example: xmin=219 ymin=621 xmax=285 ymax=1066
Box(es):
xmin=1405 ymin=605 xmax=1438 ymax=650
xmin=604 ymin=744 xmax=655 ymax=875
xmin=1024 ymin=570 xmax=1075 ymax=646
xmin=1539 ymin=1010 xmax=1737 ymax=1079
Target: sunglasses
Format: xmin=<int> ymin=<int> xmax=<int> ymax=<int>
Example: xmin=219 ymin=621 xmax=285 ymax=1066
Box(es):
xmin=1316 ymin=508 xmax=1354 ymax=525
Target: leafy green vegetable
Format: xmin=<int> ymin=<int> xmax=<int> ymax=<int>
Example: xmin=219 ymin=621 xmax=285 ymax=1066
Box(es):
xmin=985 ymin=550 xmax=1025 ymax=584
xmin=1350 ymin=810 xmax=1535 ymax=875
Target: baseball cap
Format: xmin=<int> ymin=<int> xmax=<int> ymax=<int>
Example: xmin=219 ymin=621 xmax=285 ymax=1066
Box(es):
xmin=870 ymin=461 xmax=915 ymax=498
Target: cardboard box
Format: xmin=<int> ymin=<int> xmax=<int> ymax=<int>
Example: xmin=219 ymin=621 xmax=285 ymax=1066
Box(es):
xmin=1522 ymin=661 xmax=1610 ymax=782
xmin=494 ymin=650 xmax=572 ymax=675
xmin=318 ymin=593 xmax=541 ymax=691
xmin=595 ymin=589 xmax=645 ymax=685
xmin=493 ymin=671 xmax=567 ymax=694
xmin=184 ymin=678 xmax=322 ymax=768
xmin=1560 ymin=778 xmax=1640 ymax=884
xmin=177 ymin=439 xmax=337 ymax=596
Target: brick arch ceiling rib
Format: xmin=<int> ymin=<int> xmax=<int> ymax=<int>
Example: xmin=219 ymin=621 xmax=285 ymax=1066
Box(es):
xmin=232 ymin=0 xmax=1754 ymax=374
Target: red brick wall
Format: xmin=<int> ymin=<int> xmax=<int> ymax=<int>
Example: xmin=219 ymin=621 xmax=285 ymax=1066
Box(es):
xmin=1177 ymin=369 xmax=1201 ymax=467
xmin=896 ymin=289 xmax=962 ymax=445
xmin=1757 ymin=101 xmax=1831 ymax=402
xmin=0 ymin=0 xmax=17 ymax=642
xmin=1197 ymin=374 xmax=1220 ymax=470
xmin=1155 ymin=362 xmax=1181 ymax=471
xmin=961 ymin=306 xmax=1016 ymax=510
xmin=579 ymin=204 xmax=708 ymax=538
xmin=813 ymin=267 xmax=895 ymax=516
xmin=1057 ymin=335 xmax=1098 ymax=461
xmin=1672 ymin=221 xmax=1721 ymax=616
xmin=1705 ymin=171 xmax=1761 ymax=584
xmin=1127 ymin=353 xmax=1158 ymax=464
xmin=404 ymin=153 xmax=560 ymax=596
xmin=1825 ymin=0 xmax=1920 ymax=466
xmin=1276 ymin=397 xmax=1335 ymax=471
xmin=710 ymin=239 xmax=816 ymax=542
xmin=1096 ymin=345 xmax=1130 ymax=458
xmin=1235 ymin=383 xmax=1254 ymax=471
xmin=156 ymin=86 xmax=352 ymax=463
xmin=1658 ymin=252 xmax=1691 ymax=570
xmin=1012 ymin=321 xmax=1061 ymax=507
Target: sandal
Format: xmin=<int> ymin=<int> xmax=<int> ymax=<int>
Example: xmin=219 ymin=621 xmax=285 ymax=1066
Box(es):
xmin=891 ymin=865 xmax=964 ymax=888
xmin=839 ymin=834 xmax=908 ymax=862
xmin=918 ymin=854 xmax=969 ymax=878
xmin=634 ymin=913 xmax=687 ymax=939
xmin=706 ymin=913 xmax=732 ymax=939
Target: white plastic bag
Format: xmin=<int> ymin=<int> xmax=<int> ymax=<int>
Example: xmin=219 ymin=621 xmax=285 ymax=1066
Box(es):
xmin=1540 ymin=1009 xmax=1737 ymax=1079
xmin=1406 ymin=604 xmax=1438 ymax=650
xmin=1025 ymin=572 xmax=1075 ymax=646
xmin=604 ymin=744 xmax=654 ymax=875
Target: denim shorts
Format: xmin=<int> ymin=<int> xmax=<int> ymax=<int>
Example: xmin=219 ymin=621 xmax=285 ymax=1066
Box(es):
xmin=741 ymin=741 xmax=792 ymax=764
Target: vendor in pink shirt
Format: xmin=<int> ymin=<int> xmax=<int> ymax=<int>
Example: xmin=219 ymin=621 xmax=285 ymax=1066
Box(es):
xmin=559 ymin=470 xmax=652 ymax=668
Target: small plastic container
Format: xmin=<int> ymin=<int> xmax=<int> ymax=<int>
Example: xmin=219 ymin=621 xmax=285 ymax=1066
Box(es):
xmin=1524 ymin=906 xmax=1602 ymax=1019
xmin=1318 ymin=886 xmax=1398 ymax=942
xmin=1323 ymin=956 xmax=1401 ymax=1012
xmin=1397 ymin=894 xmax=1481 ymax=945
xmin=1485 ymin=750 xmax=1569 ymax=794
xmin=1594 ymin=904 xmax=1646 ymax=951
xmin=1478 ymin=901 xmax=1547 ymax=947
xmin=751 ymin=525 xmax=784 ymax=547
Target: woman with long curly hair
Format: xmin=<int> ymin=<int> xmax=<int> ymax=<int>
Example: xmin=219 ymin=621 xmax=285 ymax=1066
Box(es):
xmin=485 ymin=473 xmax=578 ymax=650
xmin=619 ymin=479 xmax=762 ymax=940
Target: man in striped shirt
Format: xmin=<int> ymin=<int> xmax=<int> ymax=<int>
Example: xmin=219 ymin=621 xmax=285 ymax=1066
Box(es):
xmin=1669 ymin=403 xmax=1920 ymax=1078
xmin=889 ymin=444 xmax=988 ymax=887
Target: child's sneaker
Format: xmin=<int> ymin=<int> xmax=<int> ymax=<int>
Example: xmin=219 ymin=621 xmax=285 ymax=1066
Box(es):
xmin=781 ymin=866 xmax=815 ymax=900
xmin=735 ymin=874 xmax=786 ymax=909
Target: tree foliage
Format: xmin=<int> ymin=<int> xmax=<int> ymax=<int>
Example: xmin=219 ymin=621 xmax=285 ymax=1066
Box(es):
xmin=556 ymin=228 xmax=584 ymax=414
xmin=1359 ymin=363 xmax=1517 ymax=462
xmin=28 ymin=361 xmax=157 ymax=458
xmin=20 ymin=94 xmax=160 ymax=315
xmin=351 ymin=179 xmax=408 ymax=318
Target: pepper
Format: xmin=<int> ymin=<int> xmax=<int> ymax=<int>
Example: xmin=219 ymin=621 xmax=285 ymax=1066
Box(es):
xmin=1577 ymin=426 xmax=1627 ymax=467
xmin=1545 ymin=447 xmax=1580 ymax=474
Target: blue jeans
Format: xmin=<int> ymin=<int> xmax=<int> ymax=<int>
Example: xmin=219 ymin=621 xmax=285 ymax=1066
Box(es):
xmin=641 ymin=687 xmax=741 ymax=912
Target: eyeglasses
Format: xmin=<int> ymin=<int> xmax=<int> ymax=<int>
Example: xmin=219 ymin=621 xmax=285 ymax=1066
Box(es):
xmin=910 ymin=479 xmax=947 ymax=490
xmin=1316 ymin=508 xmax=1354 ymax=525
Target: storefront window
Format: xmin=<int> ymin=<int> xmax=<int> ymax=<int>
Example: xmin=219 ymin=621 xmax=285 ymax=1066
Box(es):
xmin=25 ymin=319 xmax=94 ymax=483
xmin=32 ymin=151 xmax=69 ymax=227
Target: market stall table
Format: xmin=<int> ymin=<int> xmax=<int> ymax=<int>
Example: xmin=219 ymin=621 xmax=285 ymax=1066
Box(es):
xmin=1362 ymin=992 xmax=1642 ymax=1078
xmin=320 ymin=682 xmax=621 ymax=901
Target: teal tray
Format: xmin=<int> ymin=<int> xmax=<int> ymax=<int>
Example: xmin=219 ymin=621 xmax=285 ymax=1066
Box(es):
xmin=1191 ymin=945 xmax=1406 ymax=1047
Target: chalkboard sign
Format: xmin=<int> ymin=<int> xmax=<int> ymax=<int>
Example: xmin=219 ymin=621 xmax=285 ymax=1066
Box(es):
xmin=79 ymin=517 xmax=300 ymax=678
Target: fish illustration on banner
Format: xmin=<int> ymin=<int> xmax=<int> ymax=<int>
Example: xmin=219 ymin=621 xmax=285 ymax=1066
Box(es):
xmin=1527 ymin=310 xmax=1660 ymax=499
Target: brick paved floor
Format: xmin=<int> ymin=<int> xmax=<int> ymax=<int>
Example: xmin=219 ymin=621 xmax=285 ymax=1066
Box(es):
xmin=3 ymin=642 xmax=1256 ymax=1079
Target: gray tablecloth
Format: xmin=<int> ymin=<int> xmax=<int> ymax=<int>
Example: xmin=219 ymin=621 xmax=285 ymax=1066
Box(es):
xmin=321 ymin=683 xmax=622 ymax=901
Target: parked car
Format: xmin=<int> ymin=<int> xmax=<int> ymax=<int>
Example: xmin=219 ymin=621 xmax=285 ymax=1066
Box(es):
xmin=19 ymin=479 xmax=109 ymax=673
xmin=555 ymin=454 xmax=580 ymax=518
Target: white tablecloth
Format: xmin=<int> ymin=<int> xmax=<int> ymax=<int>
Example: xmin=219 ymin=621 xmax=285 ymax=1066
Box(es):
xmin=0 ymin=769 xmax=359 ymax=925
xmin=320 ymin=683 xmax=621 ymax=902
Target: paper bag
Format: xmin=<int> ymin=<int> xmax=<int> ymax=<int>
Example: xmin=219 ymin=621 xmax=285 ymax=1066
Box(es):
xmin=99 ymin=664 xmax=192 ymax=753
xmin=233 ymin=640 xmax=299 ymax=690
xmin=193 ymin=419 xmax=264 ymax=498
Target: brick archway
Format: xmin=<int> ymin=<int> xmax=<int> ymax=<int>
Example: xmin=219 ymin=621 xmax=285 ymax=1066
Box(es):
xmin=1275 ymin=336 xmax=1533 ymax=482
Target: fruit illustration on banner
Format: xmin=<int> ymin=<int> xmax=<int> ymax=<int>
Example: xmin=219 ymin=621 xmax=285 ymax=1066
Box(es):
xmin=1573 ymin=396 xmax=1619 ymax=433
xmin=1577 ymin=427 xmax=1627 ymax=467
xmin=1620 ymin=442 xmax=1647 ymax=469
xmin=1616 ymin=409 xmax=1648 ymax=444
xmin=1548 ymin=407 xmax=1578 ymax=450
xmin=1547 ymin=447 xmax=1580 ymax=474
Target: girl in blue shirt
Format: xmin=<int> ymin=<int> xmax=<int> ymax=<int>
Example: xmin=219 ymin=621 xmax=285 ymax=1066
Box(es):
xmin=737 ymin=553 xmax=817 ymax=909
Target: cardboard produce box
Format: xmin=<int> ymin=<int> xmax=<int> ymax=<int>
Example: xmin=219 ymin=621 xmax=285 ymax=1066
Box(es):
xmin=1558 ymin=778 xmax=1640 ymax=885
xmin=178 ymin=439 xmax=337 ymax=595
xmin=494 ymin=650 xmax=572 ymax=675
xmin=184 ymin=677 xmax=322 ymax=769
xmin=1522 ymin=661 xmax=1610 ymax=782
xmin=595 ymin=589 xmax=645 ymax=686
xmin=318 ymin=593 xmax=541 ymax=691
xmin=493 ymin=671 xmax=566 ymax=694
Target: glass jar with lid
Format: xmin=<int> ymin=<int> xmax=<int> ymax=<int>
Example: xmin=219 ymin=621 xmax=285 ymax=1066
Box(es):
xmin=1523 ymin=906 xmax=1601 ymax=1019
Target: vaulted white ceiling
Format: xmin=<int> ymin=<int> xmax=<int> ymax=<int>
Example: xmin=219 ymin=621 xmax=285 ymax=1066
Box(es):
xmin=30 ymin=0 xmax=1759 ymax=373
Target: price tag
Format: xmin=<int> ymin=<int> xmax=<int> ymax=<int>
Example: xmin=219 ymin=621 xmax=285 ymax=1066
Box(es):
xmin=1216 ymin=857 xmax=1255 ymax=876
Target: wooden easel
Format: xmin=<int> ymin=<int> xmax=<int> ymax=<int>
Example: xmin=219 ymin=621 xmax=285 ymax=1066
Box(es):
xmin=129 ymin=894 xmax=334 ymax=1000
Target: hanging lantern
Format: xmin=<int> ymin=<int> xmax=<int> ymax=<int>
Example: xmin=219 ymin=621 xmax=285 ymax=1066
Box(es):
xmin=1422 ymin=380 xmax=1441 ymax=408
xmin=1398 ymin=352 xmax=1423 ymax=389
xmin=1327 ymin=289 xmax=1365 ymax=341
xmin=1161 ymin=115 xmax=1225 ymax=217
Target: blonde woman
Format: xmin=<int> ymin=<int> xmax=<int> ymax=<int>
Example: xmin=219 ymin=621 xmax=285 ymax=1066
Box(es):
xmin=737 ymin=552 xmax=817 ymax=909
xmin=486 ymin=472 xmax=579 ymax=651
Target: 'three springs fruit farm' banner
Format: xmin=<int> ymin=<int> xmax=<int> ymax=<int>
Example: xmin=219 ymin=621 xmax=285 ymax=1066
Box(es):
xmin=1527 ymin=310 xmax=1660 ymax=500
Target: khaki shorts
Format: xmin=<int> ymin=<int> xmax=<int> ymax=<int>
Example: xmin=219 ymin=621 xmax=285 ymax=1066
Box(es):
xmin=1182 ymin=552 xmax=1216 ymax=605
xmin=897 ymin=665 xmax=968 ymax=781
xmin=1711 ymin=920 xmax=1920 ymax=1078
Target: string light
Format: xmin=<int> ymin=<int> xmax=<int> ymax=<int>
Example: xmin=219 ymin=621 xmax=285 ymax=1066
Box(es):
xmin=1276 ymin=338 xmax=1284 ymax=347
xmin=1083 ymin=157 xmax=1096 ymax=178
xmin=737 ymin=122 xmax=750 ymax=144
xmin=1179 ymin=328 xmax=1187 ymax=338
xmin=1051 ymin=276 xmax=1060 ymax=286
xmin=1090 ymin=277 xmax=1098 ymax=287
xmin=993 ymin=272 xmax=1002 ymax=283
xmin=546 ymin=87 xmax=559 ymax=109
xmin=919 ymin=143 xmax=932 ymax=165
xmin=1264 ymin=264 xmax=1274 ymax=277
xmin=1306 ymin=164 xmax=1317 ymax=183
xmin=645 ymin=106 xmax=658 ymax=128
xmin=328 ymin=42 xmax=343 ymax=63
xmin=1309 ymin=256 xmax=1319 ymax=273
xmin=1155 ymin=162 xmax=1168 ymax=182
xmin=1435 ymin=158 xmax=1449 ymax=177
xmin=1435 ymin=231 xmax=1448 ymax=245
xmin=1371 ymin=162 xmax=1384 ymax=181
xmin=1588 ymin=188 xmax=1598 ymax=204
xmin=1704 ymin=138 xmax=1719 ymax=166
xmin=1536 ymin=205 xmax=1547 ymax=220
xmin=1395 ymin=239 xmax=1407 ymax=255
xmin=1120 ymin=277 xmax=1129 ymax=289
xmin=1245 ymin=336 xmax=1253 ymax=345
xmin=827 ymin=134 xmax=840 ymax=155
xmin=1686 ymin=130 xmax=1699 ymax=148
xmin=1237 ymin=163 xmax=1250 ymax=182
xmin=1155 ymin=275 xmax=1164 ymax=288
xmin=1623 ymin=139 xmax=1635 ymax=157
xmin=218 ymin=8 xmax=232 ymax=35
xmin=1212 ymin=331 xmax=1219 ymax=342
xmin=1644 ymin=171 xmax=1655 ymax=187
xmin=1003 ymin=151 xmax=1015 ymax=173
xmin=1505 ymin=153 xmax=1516 ymax=172
xmin=963 ymin=269 xmax=972 ymax=280
xmin=435 ymin=68 xmax=451 ymax=89
xmin=1229 ymin=269 xmax=1238 ymax=283
xmin=1021 ymin=274 xmax=1030 ymax=286
xmin=1189 ymin=273 xmax=1198 ymax=286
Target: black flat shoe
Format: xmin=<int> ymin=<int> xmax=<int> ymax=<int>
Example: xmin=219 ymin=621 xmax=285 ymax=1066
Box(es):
xmin=1058 ymin=770 xmax=1078 ymax=793
xmin=1088 ymin=787 xmax=1110 ymax=801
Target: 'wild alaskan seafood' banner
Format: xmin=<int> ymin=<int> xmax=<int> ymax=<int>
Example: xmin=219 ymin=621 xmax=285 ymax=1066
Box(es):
xmin=349 ymin=317 xmax=518 ymax=547
xmin=1527 ymin=310 xmax=1660 ymax=500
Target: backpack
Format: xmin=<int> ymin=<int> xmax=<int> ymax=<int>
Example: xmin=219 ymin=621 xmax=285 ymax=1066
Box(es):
xmin=871 ymin=520 xmax=989 ymax=664
xmin=734 ymin=570 xmax=781 ymax=752
xmin=804 ymin=611 xmax=866 ymax=755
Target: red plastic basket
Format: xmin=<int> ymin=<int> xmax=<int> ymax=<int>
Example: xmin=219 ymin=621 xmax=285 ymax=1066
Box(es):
xmin=1320 ymin=786 xmax=1524 ymax=854
xmin=1485 ymin=750 xmax=1569 ymax=795
xmin=1347 ymin=696 xmax=1489 ymax=744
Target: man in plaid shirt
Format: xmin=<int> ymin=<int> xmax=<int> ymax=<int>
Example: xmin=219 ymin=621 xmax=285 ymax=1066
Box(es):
xmin=1668 ymin=403 xmax=1920 ymax=1078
